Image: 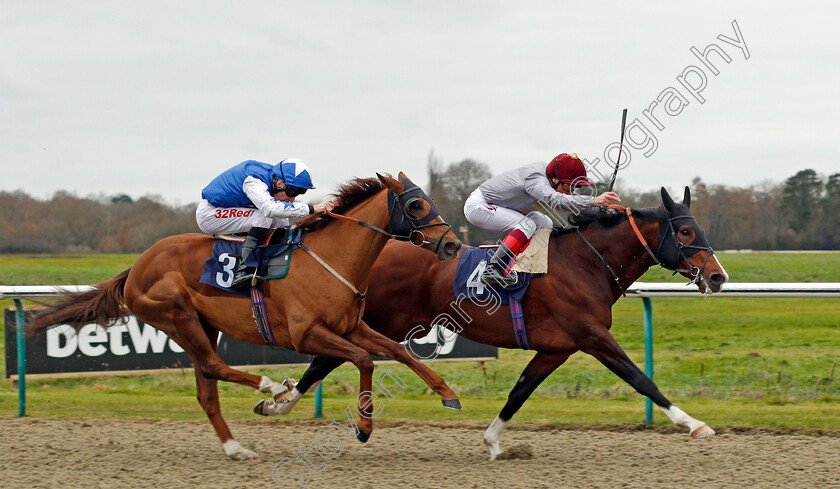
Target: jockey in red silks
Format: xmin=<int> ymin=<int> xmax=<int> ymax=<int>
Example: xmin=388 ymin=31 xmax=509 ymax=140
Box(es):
xmin=464 ymin=153 xmax=621 ymax=286
xmin=196 ymin=158 xmax=335 ymax=289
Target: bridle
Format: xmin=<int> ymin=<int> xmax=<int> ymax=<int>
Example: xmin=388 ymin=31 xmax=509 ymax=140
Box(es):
xmin=324 ymin=178 xmax=453 ymax=255
xmin=654 ymin=211 xmax=716 ymax=286
xmin=578 ymin=204 xmax=716 ymax=291
xmin=387 ymin=180 xmax=453 ymax=254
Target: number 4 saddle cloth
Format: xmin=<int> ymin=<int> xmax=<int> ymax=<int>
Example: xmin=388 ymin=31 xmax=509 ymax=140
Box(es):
xmin=199 ymin=228 xmax=302 ymax=296
xmin=453 ymin=246 xmax=532 ymax=306
xmin=453 ymin=228 xmax=551 ymax=305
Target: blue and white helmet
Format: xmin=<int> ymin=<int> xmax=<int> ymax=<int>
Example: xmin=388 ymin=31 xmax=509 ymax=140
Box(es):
xmin=273 ymin=158 xmax=316 ymax=189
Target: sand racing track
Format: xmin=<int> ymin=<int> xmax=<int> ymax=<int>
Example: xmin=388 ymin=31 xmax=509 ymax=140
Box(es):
xmin=1 ymin=418 xmax=838 ymax=488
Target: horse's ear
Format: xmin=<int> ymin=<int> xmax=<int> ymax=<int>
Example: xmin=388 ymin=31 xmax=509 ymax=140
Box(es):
xmin=377 ymin=173 xmax=405 ymax=193
xmin=397 ymin=171 xmax=409 ymax=181
xmin=682 ymin=186 xmax=691 ymax=209
xmin=661 ymin=187 xmax=676 ymax=210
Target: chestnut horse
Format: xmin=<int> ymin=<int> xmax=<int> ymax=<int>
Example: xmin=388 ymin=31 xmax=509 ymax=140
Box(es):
xmin=282 ymin=187 xmax=729 ymax=459
xmin=30 ymin=173 xmax=462 ymax=460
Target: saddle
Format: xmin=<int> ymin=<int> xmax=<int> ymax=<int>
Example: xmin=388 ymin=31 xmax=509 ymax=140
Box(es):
xmin=478 ymin=228 xmax=551 ymax=276
xmin=200 ymin=227 xmax=303 ymax=296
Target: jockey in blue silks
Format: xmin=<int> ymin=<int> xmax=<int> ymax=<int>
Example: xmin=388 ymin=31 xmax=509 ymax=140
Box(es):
xmin=196 ymin=158 xmax=335 ymax=289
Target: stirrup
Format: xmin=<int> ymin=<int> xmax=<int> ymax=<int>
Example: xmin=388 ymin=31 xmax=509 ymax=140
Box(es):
xmin=481 ymin=267 xmax=518 ymax=287
xmin=231 ymin=268 xmax=263 ymax=290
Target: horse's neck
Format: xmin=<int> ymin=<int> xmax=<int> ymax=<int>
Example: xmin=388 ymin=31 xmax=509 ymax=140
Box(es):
xmin=574 ymin=218 xmax=660 ymax=302
xmin=308 ymin=191 xmax=391 ymax=288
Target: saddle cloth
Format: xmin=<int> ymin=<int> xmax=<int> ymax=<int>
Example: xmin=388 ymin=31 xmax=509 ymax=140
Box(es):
xmin=453 ymin=247 xmax=531 ymax=305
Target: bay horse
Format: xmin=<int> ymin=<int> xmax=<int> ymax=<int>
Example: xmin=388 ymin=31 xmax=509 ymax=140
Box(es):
xmin=29 ymin=172 xmax=463 ymax=460
xmin=280 ymin=187 xmax=729 ymax=459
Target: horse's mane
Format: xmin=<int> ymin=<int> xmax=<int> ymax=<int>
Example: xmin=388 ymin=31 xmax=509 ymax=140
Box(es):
xmin=299 ymin=177 xmax=387 ymax=231
xmin=551 ymin=205 xmax=665 ymax=236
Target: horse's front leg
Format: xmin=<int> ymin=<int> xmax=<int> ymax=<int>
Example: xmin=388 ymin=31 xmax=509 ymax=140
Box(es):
xmin=138 ymin=302 xmax=288 ymax=460
xmin=290 ymin=322 xmax=376 ymax=442
xmin=345 ymin=320 xmax=461 ymax=410
xmin=580 ymin=324 xmax=715 ymax=438
xmin=484 ymin=351 xmax=571 ymax=460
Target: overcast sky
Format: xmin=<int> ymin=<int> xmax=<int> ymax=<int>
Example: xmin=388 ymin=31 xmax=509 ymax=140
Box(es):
xmin=2 ymin=1 xmax=838 ymax=205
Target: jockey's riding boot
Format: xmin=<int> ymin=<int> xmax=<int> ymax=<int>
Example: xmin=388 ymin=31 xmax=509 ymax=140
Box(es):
xmin=231 ymin=227 xmax=270 ymax=290
xmin=481 ymin=244 xmax=519 ymax=287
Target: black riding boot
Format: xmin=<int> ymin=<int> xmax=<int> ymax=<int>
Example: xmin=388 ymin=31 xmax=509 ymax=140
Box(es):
xmin=481 ymin=244 xmax=519 ymax=287
xmin=231 ymin=227 xmax=270 ymax=290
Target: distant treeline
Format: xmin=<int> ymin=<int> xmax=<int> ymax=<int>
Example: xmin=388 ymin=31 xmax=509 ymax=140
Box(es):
xmin=1 ymin=165 xmax=838 ymax=253
xmin=425 ymin=153 xmax=840 ymax=251
xmin=0 ymin=191 xmax=199 ymax=254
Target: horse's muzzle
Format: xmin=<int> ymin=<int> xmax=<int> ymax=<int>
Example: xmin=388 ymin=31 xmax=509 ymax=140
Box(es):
xmin=437 ymin=240 xmax=462 ymax=261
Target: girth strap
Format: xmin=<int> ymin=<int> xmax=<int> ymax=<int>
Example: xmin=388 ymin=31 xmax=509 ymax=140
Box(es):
xmin=509 ymin=297 xmax=529 ymax=350
xmin=250 ymin=284 xmax=283 ymax=349
xmin=298 ymin=243 xmax=367 ymax=327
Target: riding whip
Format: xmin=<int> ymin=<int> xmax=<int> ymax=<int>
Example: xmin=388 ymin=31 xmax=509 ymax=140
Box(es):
xmin=607 ymin=108 xmax=628 ymax=192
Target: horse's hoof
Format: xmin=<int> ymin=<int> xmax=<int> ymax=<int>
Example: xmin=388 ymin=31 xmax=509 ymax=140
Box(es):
xmin=253 ymin=400 xmax=268 ymax=416
xmin=223 ymin=440 xmax=260 ymax=461
xmin=442 ymin=398 xmax=462 ymax=411
xmin=356 ymin=428 xmax=372 ymax=443
xmin=485 ymin=441 xmax=502 ymax=461
xmin=691 ymin=424 xmax=716 ymax=439
xmin=229 ymin=449 xmax=260 ymax=461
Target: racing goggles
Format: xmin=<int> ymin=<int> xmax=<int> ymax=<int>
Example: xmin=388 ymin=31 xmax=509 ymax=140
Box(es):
xmin=281 ymin=185 xmax=308 ymax=198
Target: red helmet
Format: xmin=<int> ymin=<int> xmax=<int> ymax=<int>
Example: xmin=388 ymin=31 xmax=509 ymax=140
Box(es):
xmin=546 ymin=153 xmax=594 ymax=186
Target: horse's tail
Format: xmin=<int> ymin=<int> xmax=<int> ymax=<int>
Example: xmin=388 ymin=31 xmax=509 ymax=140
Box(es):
xmin=28 ymin=268 xmax=132 ymax=337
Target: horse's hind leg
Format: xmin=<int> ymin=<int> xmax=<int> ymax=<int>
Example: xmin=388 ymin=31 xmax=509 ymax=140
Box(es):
xmin=581 ymin=326 xmax=715 ymax=438
xmin=188 ymin=327 xmax=258 ymax=460
xmin=194 ymin=368 xmax=258 ymax=460
xmin=345 ymin=320 xmax=460 ymax=409
xmin=170 ymin=310 xmax=289 ymax=459
xmin=484 ymin=351 xmax=571 ymax=460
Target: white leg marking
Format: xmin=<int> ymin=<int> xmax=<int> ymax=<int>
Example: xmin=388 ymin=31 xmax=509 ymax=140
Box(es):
xmin=270 ymin=379 xmax=320 ymax=415
xmin=659 ymin=405 xmax=715 ymax=438
xmin=222 ymin=439 xmax=259 ymax=460
xmin=306 ymin=379 xmax=323 ymax=393
xmin=260 ymin=376 xmax=294 ymax=402
xmin=483 ymin=416 xmax=507 ymax=461
xmin=270 ymin=387 xmax=304 ymax=416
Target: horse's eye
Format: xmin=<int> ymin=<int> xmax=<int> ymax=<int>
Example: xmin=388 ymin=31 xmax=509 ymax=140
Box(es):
xmin=680 ymin=228 xmax=691 ymax=237
xmin=409 ymin=200 xmax=423 ymax=212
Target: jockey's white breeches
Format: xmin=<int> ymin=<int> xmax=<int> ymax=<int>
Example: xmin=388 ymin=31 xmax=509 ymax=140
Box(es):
xmin=463 ymin=189 xmax=553 ymax=239
xmin=195 ymin=199 xmax=290 ymax=235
